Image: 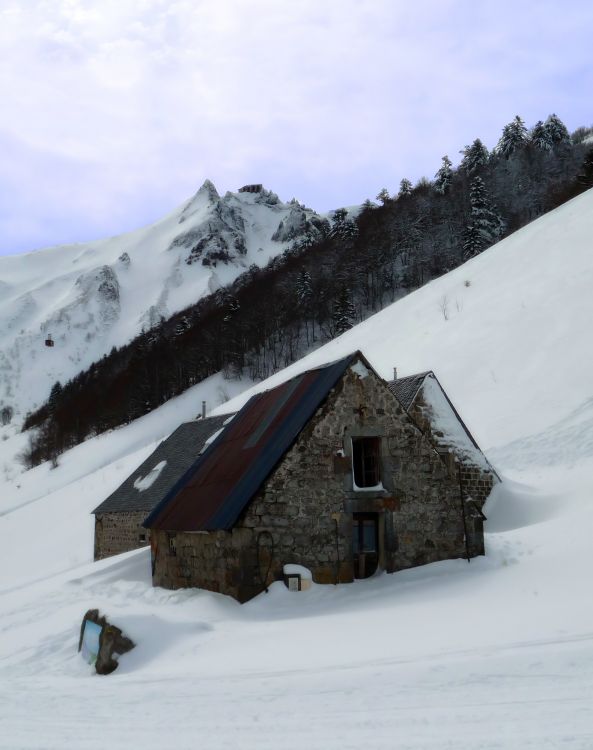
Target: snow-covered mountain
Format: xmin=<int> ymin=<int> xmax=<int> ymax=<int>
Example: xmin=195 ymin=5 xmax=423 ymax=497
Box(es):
xmin=0 ymin=181 xmax=327 ymax=417
xmin=1 ymin=190 xmax=593 ymax=748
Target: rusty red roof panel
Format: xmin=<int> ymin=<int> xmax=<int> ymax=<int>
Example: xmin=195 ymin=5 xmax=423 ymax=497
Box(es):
xmin=144 ymin=352 xmax=363 ymax=532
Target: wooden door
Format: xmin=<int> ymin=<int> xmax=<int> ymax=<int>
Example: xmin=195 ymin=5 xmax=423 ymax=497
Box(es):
xmin=352 ymin=513 xmax=379 ymax=579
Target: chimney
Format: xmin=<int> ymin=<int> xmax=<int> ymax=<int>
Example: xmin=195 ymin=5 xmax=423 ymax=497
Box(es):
xmin=201 ymin=401 xmax=206 ymax=419
xmin=393 ymin=367 xmax=398 ymax=381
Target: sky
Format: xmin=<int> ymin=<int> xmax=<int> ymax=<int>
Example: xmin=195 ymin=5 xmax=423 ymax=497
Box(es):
xmin=0 ymin=0 xmax=592 ymax=256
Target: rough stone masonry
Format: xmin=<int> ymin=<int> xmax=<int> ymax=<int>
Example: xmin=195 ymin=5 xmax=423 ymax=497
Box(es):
xmin=150 ymin=363 xmax=483 ymax=602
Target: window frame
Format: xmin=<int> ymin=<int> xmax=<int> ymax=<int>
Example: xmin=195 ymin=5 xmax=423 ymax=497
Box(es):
xmin=351 ymin=436 xmax=382 ymax=490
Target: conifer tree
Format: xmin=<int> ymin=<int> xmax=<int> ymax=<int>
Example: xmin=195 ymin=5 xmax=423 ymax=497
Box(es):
xmin=48 ymin=381 xmax=63 ymax=415
xmin=296 ymin=269 xmax=313 ymax=308
xmin=530 ymin=120 xmax=553 ymax=151
xmin=434 ymin=155 xmax=453 ymax=194
xmin=376 ymin=188 xmax=390 ymax=205
xmin=296 ymin=269 xmax=315 ymax=344
xmin=330 ymin=208 xmax=358 ymax=241
xmin=398 ymin=178 xmax=413 ymax=197
xmin=496 ymin=115 xmax=528 ymax=158
xmin=577 ymin=148 xmax=593 ymax=189
xmin=544 ymin=113 xmax=571 ymax=146
xmin=462 ymin=176 xmax=504 ymax=260
xmin=460 ymin=139 xmax=489 ymax=173
xmin=333 ymin=286 xmax=355 ymax=335
xmin=174 ymin=316 xmax=191 ymax=337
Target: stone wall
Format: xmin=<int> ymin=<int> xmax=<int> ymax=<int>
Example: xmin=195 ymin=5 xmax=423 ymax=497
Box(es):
xmin=458 ymin=464 xmax=496 ymax=509
xmin=151 ymin=362 xmax=483 ymax=602
xmin=94 ymin=511 xmax=150 ymax=560
xmin=406 ymin=379 xmax=497 ymax=513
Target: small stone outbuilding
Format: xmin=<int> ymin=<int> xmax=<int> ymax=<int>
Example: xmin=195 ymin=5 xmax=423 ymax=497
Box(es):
xmin=92 ymin=416 xmax=229 ymax=560
xmin=143 ymin=352 xmax=498 ymax=602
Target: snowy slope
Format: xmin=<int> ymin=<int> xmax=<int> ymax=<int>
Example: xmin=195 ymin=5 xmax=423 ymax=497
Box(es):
xmin=0 ymin=182 xmax=325 ymax=417
xmin=2 ymin=190 xmax=593 ymax=748
xmin=214 ymin=188 xmax=593 ymax=454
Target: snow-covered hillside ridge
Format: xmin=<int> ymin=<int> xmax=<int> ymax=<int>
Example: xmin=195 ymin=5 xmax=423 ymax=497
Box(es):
xmin=0 ymin=182 xmax=327 ymax=418
xmin=2 ymin=192 xmax=593 ymax=749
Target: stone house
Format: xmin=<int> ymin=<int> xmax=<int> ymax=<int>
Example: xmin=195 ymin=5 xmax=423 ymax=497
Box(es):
xmin=92 ymin=416 xmax=230 ymax=560
xmin=143 ymin=351 xmax=497 ymax=603
xmin=388 ymin=371 xmax=499 ymax=509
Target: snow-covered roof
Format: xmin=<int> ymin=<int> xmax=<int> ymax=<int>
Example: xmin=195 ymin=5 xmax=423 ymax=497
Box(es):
xmin=92 ymin=415 xmax=230 ymax=514
xmin=390 ymin=372 xmax=496 ymax=474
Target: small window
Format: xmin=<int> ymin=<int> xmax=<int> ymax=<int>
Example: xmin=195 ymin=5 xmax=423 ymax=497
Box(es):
xmin=138 ymin=532 xmax=147 ymax=544
xmin=352 ymin=437 xmax=381 ymax=489
xmin=168 ymin=533 xmax=177 ymax=556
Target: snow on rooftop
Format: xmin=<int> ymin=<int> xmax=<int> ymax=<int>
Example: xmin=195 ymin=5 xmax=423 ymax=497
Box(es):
xmin=420 ymin=374 xmax=490 ymax=470
xmin=133 ymin=460 xmax=167 ymax=492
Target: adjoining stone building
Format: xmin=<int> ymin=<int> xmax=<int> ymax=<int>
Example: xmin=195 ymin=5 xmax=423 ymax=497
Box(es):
xmin=388 ymin=371 xmax=499 ymax=512
xmin=143 ymin=351 xmax=498 ymax=603
xmin=92 ymin=416 xmax=230 ymax=560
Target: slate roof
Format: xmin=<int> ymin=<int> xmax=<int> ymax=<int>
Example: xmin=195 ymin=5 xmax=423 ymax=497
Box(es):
xmin=387 ymin=372 xmax=431 ymax=410
xmin=389 ymin=371 xmax=499 ymax=478
xmin=92 ymin=415 xmax=230 ymax=515
xmin=145 ymin=351 xmax=373 ymax=533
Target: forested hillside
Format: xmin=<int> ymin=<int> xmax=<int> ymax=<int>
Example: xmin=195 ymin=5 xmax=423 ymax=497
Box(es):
xmin=23 ymin=115 xmax=593 ymax=466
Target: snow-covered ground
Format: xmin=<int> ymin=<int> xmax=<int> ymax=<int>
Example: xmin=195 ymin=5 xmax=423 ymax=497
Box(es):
xmin=1 ymin=190 xmax=593 ymax=748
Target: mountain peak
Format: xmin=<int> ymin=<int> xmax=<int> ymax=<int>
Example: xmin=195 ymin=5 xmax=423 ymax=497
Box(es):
xmin=197 ymin=179 xmax=219 ymax=200
xmin=179 ymin=179 xmax=220 ymax=223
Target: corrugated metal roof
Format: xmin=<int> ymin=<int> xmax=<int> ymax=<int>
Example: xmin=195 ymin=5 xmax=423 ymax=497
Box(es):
xmin=92 ymin=416 xmax=230 ymax=514
xmin=145 ymin=352 xmax=363 ymax=532
xmin=387 ymin=372 xmax=431 ymax=410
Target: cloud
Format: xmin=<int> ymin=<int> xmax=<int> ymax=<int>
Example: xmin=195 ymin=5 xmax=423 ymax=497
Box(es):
xmin=0 ymin=0 xmax=592 ymax=254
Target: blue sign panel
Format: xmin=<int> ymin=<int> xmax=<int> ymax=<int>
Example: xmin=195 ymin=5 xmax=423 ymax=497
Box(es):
xmin=81 ymin=620 xmax=102 ymax=665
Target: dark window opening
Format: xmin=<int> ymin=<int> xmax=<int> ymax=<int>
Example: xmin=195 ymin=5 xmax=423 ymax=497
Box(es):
xmin=168 ymin=533 xmax=177 ymax=556
xmin=138 ymin=532 xmax=147 ymax=544
xmin=352 ymin=437 xmax=381 ymax=488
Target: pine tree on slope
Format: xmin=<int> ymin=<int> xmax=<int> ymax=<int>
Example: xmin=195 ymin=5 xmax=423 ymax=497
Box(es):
xmin=545 ymin=113 xmax=571 ymax=146
xmin=48 ymin=381 xmax=63 ymax=415
xmin=376 ymin=188 xmax=390 ymax=205
xmin=530 ymin=120 xmax=553 ymax=151
xmin=496 ymin=115 xmax=528 ymax=158
xmin=463 ymin=176 xmax=504 ymax=260
xmin=398 ymin=178 xmax=413 ymax=197
xmin=460 ymin=139 xmax=489 ymax=174
xmin=577 ymin=148 xmax=593 ymax=189
xmin=333 ymin=286 xmax=355 ymax=335
xmin=296 ymin=269 xmax=313 ymax=308
xmin=434 ymin=155 xmax=453 ymax=194
xmin=330 ymin=208 xmax=358 ymax=240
